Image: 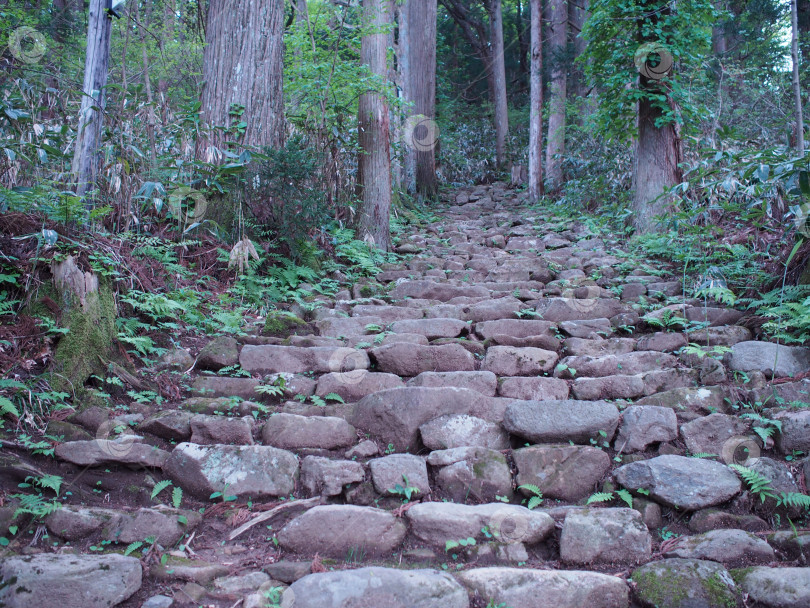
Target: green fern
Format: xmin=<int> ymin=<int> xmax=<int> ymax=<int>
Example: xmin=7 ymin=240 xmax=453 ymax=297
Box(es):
xmin=777 ymin=492 xmax=810 ymax=510
xmin=690 ymin=452 xmax=719 ymax=459
xmin=616 ymin=489 xmax=633 ymax=508
xmin=324 ymin=392 xmax=345 ymax=404
xmin=729 ymin=464 xmax=777 ymax=503
xmin=123 ymin=541 xmax=144 ymax=556
xmin=586 ymin=492 xmax=615 ymax=505
xmin=518 ymin=484 xmax=544 ymax=509
xmin=0 ymin=396 xmax=20 ymax=419
xmin=151 ymin=480 xmax=173 ymax=500
xmin=172 ymin=486 xmax=183 ymax=509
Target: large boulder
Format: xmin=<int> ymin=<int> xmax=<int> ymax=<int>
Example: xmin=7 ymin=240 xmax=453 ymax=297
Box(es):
xmin=277 ymin=505 xmax=406 ymax=557
xmin=727 ymin=341 xmax=810 ymax=378
xmin=164 ymin=443 xmax=298 ymax=500
xmin=733 ymin=567 xmax=810 ymax=608
xmin=560 ymin=508 xmax=652 ymax=565
xmin=0 ymin=553 xmax=141 ymax=608
xmin=513 ymin=445 xmax=610 ymax=502
xmin=262 ymin=414 xmax=356 ymax=450
xmin=631 ymin=558 xmax=740 ymax=608
xmin=455 ymin=568 xmax=629 ymax=608
xmin=282 ymin=567 xmax=470 ymax=608
xmin=615 ymin=455 xmax=741 ymax=511
xmin=351 ymin=387 xmax=499 ymax=452
xmin=503 ymin=400 xmax=620 ymax=444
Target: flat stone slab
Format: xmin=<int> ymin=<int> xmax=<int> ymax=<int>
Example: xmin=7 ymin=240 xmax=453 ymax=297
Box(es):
xmin=615 ymin=455 xmax=741 ymax=511
xmin=560 ymin=508 xmax=652 ymax=565
xmin=0 ymin=553 xmax=142 ymax=608
xmin=455 ymin=567 xmax=629 ymax=608
xmin=164 ymin=443 xmax=298 ymax=500
xmin=728 ymin=341 xmax=810 ymax=378
xmin=663 ymin=528 xmax=774 ymax=566
xmin=283 ymin=567 xmax=470 ymax=608
xmin=262 ymin=413 xmax=356 ymax=450
xmin=406 ymin=502 xmax=554 ymax=546
xmin=55 ymin=437 xmax=169 ymax=468
xmin=503 ymin=399 xmax=620 ymax=444
xmin=734 ymin=567 xmax=810 ymax=608
xmin=277 ymin=505 xmax=406 ymax=557
xmin=240 ymin=345 xmax=370 ymax=374
xmin=632 ymin=559 xmax=739 ymax=608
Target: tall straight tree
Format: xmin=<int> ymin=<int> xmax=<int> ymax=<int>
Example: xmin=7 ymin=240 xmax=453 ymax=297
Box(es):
xmin=198 ymin=0 xmax=284 ymax=158
xmin=545 ymin=0 xmax=567 ymax=191
xmin=528 ymin=0 xmax=544 ymax=202
xmin=791 ymin=0 xmax=805 ymax=154
xmin=584 ymin=0 xmax=714 ymax=233
xmin=485 ymin=0 xmax=509 ymax=167
xmin=441 ymin=0 xmax=509 ymax=167
xmin=71 ymin=0 xmax=112 ymax=201
xmin=400 ymin=0 xmax=438 ymax=198
xmin=357 ymin=0 xmax=393 ymax=250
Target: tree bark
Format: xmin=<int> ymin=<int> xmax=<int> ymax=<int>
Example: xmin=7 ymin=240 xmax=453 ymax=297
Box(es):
xmin=486 ymin=0 xmax=510 ymax=168
xmin=71 ymin=0 xmax=112 ymax=203
xmin=792 ymin=0 xmax=805 ymax=155
xmin=357 ymin=0 xmax=393 ymax=251
xmin=570 ymin=0 xmax=589 ymax=99
xmin=198 ymin=0 xmax=285 ymax=158
xmin=545 ymin=0 xmax=567 ymax=192
xmin=401 ymin=0 xmax=438 ymax=198
xmin=632 ymin=93 xmax=683 ymax=233
xmin=528 ymin=0 xmax=544 ymax=202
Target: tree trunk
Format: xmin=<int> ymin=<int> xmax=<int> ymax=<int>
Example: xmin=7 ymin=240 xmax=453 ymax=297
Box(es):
xmin=198 ymin=0 xmax=285 ymax=158
xmin=528 ymin=0 xmax=544 ymax=202
xmin=632 ymin=93 xmax=683 ymax=233
xmin=515 ymin=0 xmax=530 ymax=91
xmin=545 ymin=0 xmax=567 ymax=192
xmin=570 ymin=0 xmax=589 ymax=99
xmin=401 ymin=0 xmax=438 ymax=199
xmin=486 ymin=0 xmax=510 ymax=168
xmin=135 ymin=0 xmax=158 ymax=166
xmin=71 ymin=0 xmax=112 ymax=203
xmin=357 ymin=0 xmax=393 ymax=251
xmin=791 ymin=0 xmax=805 ymax=155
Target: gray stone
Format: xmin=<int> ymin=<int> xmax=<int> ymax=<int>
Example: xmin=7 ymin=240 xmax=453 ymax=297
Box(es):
xmin=681 ymin=413 xmax=749 ymax=457
xmin=482 ymin=346 xmax=559 ymax=376
xmin=262 ymin=413 xmax=356 ymax=450
xmin=408 ymin=371 xmax=498 ymax=396
xmin=475 ymin=319 xmax=557 ymax=341
xmin=164 ymin=443 xmax=298 ymax=500
xmin=351 ymin=387 xmax=499 ymax=452
xmin=390 ymin=318 xmax=469 ymax=339
xmin=138 ymin=410 xmax=193 ymax=441
xmin=190 ymin=414 xmax=253 ymax=445
xmin=190 ymin=377 xmax=260 ymax=399
xmin=772 ymin=410 xmax=810 ymax=454
xmin=688 ymin=509 xmax=770 ymax=533
xmin=455 ymin=568 xmax=629 ymax=608
xmin=728 ymin=341 xmax=810 ymax=378
xmin=636 ymin=332 xmax=688 ymax=353
xmin=688 ymin=325 xmax=752 ymax=346
xmin=631 ymin=558 xmax=739 ymax=608
xmin=503 ymin=399 xmax=620 ymax=444
xmin=142 ymin=596 xmax=173 ymax=608
xmin=735 ymin=567 xmax=810 ymax=608
xmin=369 ymin=454 xmax=430 ymax=495
xmin=213 ymin=571 xmax=270 ymax=594
xmin=637 ymin=386 xmax=726 ymax=414
xmin=554 ymin=351 xmax=680 ymax=379
xmin=345 ymin=439 xmax=379 ymax=459
xmin=370 ymin=343 xmax=475 ymax=376
xmin=497 ymin=376 xmax=569 ymax=400
xmin=427 ymin=447 xmax=513 ymax=503
xmin=559 ymin=318 xmax=613 ymax=339
xmin=197 ymin=336 xmax=239 ymax=371
xmin=572 ymin=375 xmax=646 ymax=400
xmin=240 ymin=345 xmax=370 ymax=374
xmin=664 ymin=528 xmax=774 ymax=566
xmin=615 ymin=455 xmax=741 ymax=510
xmin=315 ymin=371 xmax=404 ymax=402
xmin=283 ymin=567 xmax=469 ymax=608
xmin=277 ymin=505 xmax=406 ymax=557
xmin=419 ymin=414 xmax=510 ymax=450
xmin=264 ymin=560 xmax=312 ymax=583
xmin=535 ymin=297 xmax=628 ymax=322
xmin=560 ymin=508 xmax=652 ymax=565
xmin=563 ymin=337 xmax=636 ymax=357
xmin=55 ymin=437 xmax=169 ymax=468
xmin=300 ymin=456 xmax=365 ymax=497
xmin=0 ymin=553 xmax=141 ymax=608
xmin=614 ymin=405 xmax=678 ymax=452
xmin=513 ymin=445 xmax=611 ymax=502
xmin=406 ymin=502 xmax=554 ymax=546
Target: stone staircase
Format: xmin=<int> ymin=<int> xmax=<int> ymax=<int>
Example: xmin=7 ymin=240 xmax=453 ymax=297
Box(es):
xmin=3 ymin=183 xmax=810 ymax=607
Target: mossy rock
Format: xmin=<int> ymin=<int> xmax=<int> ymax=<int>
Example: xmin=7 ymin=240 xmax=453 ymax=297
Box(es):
xmin=632 ymin=558 xmax=741 ymax=608
xmin=263 ymin=311 xmax=308 ymax=337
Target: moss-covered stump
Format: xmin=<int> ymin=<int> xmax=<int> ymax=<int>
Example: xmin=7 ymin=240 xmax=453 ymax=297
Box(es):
xmin=632 ymin=558 xmax=741 ymax=608
xmin=263 ymin=310 xmax=308 ymax=337
xmin=49 ymin=255 xmax=117 ymax=394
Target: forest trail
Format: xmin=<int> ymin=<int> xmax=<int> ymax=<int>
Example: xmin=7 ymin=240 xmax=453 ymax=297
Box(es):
xmin=4 ymin=183 xmax=810 ymax=608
